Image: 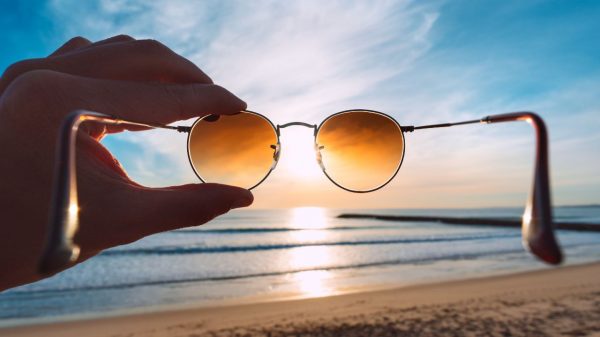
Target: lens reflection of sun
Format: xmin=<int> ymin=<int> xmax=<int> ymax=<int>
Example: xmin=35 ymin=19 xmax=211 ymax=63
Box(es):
xmin=279 ymin=129 xmax=322 ymax=180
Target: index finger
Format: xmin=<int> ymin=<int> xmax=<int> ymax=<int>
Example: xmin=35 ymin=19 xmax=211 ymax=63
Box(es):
xmin=15 ymin=70 xmax=246 ymax=129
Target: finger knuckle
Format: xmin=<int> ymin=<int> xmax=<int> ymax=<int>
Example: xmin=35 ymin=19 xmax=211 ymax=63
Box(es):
xmin=4 ymin=69 xmax=52 ymax=95
xmin=136 ymin=39 xmax=169 ymax=54
xmin=68 ymin=36 xmax=90 ymax=44
xmin=1 ymin=59 xmax=35 ymax=82
xmin=112 ymin=34 xmax=134 ymax=41
xmin=1 ymin=70 xmax=67 ymax=113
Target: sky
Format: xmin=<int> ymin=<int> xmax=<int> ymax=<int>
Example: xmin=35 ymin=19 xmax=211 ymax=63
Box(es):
xmin=1 ymin=0 xmax=599 ymax=209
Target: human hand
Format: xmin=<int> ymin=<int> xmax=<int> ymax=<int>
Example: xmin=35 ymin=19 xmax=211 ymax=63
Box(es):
xmin=0 ymin=35 xmax=253 ymax=291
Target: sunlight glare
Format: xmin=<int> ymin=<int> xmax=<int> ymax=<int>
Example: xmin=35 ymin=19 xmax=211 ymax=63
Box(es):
xmin=66 ymin=203 xmax=80 ymax=237
xmin=292 ymin=270 xmax=334 ymax=298
xmin=278 ymin=129 xmax=322 ymax=180
xmin=68 ymin=203 xmax=79 ymax=217
xmin=286 ymin=207 xmax=336 ymax=297
xmin=289 ymin=207 xmax=329 ymax=241
xmin=288 ymin=246 xmax=333 ymax=269
xmin=289 ymin=207 xmax=328 ymax=229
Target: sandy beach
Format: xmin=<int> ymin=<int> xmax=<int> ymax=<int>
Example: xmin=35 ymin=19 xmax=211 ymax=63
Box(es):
xmin=1 ymin=262 xmax=598 ymax=337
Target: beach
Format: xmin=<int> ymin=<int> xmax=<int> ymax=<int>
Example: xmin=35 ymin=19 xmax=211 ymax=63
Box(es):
xmin=1 ymin=207 xmax=599 ymax=335
xmin=1 ymin=262 xmax=599 ymax=336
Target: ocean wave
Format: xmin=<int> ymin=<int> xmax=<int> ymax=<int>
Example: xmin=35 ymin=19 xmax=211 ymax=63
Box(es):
xmin=174 ymin=226 xmax=393 ymax=234
xmin=102 ymin=233 xmax=519 ymax=256
xmin=6 ymin=240 xmax=598 ymax=298
xmin=3 ymin=248 xmax=522 ymax=297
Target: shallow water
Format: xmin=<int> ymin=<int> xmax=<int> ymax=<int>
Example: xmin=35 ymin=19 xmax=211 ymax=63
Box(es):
xmin=1 ymin=206 xmax=599 ymax=322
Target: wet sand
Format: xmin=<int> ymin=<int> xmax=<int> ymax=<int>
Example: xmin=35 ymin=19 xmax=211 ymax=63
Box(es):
xmin=2 ymin=262 xmax=599 ymax=337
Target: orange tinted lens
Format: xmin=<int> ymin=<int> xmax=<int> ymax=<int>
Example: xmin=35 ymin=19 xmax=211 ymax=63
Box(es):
xmin=188 ymin=112 xmax=278 ymax=189
xmin=316 ymin=111 xmax=404 ymax=192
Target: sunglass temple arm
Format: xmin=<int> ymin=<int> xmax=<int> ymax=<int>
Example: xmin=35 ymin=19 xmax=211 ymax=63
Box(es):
xmin=38 ymin=110 xmax=186 ymax=275
xmin=402 ymin=112 xmax=562 ymax=265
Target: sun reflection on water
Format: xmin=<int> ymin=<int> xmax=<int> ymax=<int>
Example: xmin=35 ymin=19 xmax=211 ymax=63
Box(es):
xmin=286 ymin=207 xmax=336 ymax=297
xmin=289 ymin=246 xmax=332 ymax=269
xmin=290 ymin=207 xmax=329 ymax=241
xmin=289 ymin=207 xmax=328 ymax=229
xmin=292 ymin=270 xmax=333 ymax=297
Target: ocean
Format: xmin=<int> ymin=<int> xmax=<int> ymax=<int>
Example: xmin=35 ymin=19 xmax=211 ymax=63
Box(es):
xmin=1 ymin=206 xmax=599 ymax=324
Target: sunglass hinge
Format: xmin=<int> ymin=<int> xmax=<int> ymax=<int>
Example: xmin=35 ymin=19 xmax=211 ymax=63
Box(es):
xmin=175 ymin=126 xmax=192 ymax=133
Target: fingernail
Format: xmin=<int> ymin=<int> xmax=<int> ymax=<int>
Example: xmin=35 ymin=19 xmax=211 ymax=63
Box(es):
xmin=231 ymin=193 xmax=253 ymax=209
xmin=234 ymin=95 xmax=247 ymax=110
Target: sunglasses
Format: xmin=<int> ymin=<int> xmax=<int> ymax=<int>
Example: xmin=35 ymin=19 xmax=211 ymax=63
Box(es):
xmin=187 ymin=110 xmax=406 ymax=193
xmin=39 ymin=109 xmax=563 ymax=275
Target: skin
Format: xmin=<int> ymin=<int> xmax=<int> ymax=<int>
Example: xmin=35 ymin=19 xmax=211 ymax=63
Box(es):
xmin=0 ymin=35 xmax=254 ymax=291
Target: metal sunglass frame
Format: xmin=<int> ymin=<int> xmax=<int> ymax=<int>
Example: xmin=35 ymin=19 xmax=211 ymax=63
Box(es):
xmin=186 ymin=109 xmax=407 ymax=193
xmin=39 ymin=109 xmax=562 ymax=277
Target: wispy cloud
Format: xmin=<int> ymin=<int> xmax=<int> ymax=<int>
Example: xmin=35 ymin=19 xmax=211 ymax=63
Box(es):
xmin=45 ymin=0 xmax=600 ymax=208
xmin=48 ymin=0 xmax=443 ymax=185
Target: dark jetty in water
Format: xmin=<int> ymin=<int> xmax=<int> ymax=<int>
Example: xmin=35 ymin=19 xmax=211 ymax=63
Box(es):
xmin=337 ymin=214 xmax=600 ymax=232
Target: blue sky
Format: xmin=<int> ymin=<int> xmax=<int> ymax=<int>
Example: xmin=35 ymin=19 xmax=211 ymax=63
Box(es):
xmin=1 ymin=0 xmax=599 ymax=208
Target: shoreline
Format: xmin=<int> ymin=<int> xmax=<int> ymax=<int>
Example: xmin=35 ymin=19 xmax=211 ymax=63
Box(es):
xmin=2 ymin=262 xmax=599 ymax=336
xmin=0 ymin=260 xmax=525 ymax=328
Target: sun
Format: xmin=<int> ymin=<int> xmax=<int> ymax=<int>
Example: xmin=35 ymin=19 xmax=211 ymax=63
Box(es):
xmin=278 ymin=129 xmax=323 ymax=180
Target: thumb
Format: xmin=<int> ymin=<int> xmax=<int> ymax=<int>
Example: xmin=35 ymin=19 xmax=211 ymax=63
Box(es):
xmin=126 ymin=183 xmax=253 ymax=236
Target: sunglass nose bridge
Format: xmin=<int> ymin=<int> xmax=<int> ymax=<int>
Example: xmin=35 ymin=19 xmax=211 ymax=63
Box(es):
xmin=276 ymin=122 xmax=318 ymax=136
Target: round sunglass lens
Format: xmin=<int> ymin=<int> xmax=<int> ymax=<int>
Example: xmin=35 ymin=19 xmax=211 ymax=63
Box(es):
xmin=316 ymin=110 xmax=405 ymax=192
xmin=187 ymin=112 xmax=278 ymax=189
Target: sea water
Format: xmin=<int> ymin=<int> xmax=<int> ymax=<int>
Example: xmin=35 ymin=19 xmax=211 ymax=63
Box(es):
xmin=1 ymin=206 xmax=599 ymax=322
